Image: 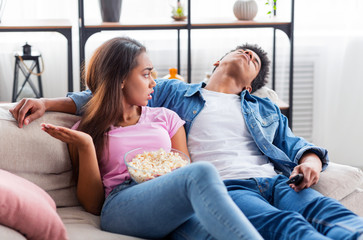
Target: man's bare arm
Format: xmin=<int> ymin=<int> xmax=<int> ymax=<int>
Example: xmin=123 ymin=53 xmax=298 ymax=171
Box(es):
xmin=9 ymin=97 xmax=76 ymax=128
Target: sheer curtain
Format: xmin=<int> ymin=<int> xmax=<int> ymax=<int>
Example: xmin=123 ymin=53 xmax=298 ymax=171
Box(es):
xmin=0 ymin=0 xmax=362 ymax=167
xmin=292 ymin=0 xmax=363 ymax=167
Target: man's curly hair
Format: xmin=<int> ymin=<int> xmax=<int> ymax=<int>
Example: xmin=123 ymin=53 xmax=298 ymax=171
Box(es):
xmin=213 ymin=43 xmax=270 ymax=93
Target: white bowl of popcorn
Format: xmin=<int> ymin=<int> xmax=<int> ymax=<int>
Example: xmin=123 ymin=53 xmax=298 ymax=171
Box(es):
xmin=124 ymin=148 xmax=190 ymax=183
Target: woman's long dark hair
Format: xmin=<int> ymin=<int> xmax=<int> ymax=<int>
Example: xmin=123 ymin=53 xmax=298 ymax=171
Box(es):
xmin=71 ymin=37 xmax=146 ymax=175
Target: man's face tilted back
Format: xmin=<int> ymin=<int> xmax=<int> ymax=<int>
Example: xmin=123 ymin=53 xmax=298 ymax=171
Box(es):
xmin=218 ymin=49 xmax=261 ymax=90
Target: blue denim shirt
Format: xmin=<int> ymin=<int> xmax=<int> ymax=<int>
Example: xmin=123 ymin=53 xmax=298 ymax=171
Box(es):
xmin=68 ymin=79 xmax=329 ymax=176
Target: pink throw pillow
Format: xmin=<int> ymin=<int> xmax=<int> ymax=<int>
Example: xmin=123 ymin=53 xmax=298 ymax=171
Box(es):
xmin=0 ymin=169 xmax=68 ymax=240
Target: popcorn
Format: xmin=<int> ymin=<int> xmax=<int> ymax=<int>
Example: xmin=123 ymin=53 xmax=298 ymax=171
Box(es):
xmin=126 ymin=149 xmax=189 ymax=183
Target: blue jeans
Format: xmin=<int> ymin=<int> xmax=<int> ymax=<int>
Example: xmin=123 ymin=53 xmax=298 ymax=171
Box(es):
xmin=172 ymin=175 xmax=363 ymax=240
xmin=100 ymin=162 xmax=262 ymax=240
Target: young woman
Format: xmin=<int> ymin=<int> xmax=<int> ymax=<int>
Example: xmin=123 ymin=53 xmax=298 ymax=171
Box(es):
xmin=40 ymin=37 xmax=262 ymax=240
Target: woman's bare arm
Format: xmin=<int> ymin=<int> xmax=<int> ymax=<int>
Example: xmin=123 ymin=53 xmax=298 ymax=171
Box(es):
xmin=41 ymin=123 xmax=104 ymax=215
xmin=171 ymin=126 xmax=190 ymax=159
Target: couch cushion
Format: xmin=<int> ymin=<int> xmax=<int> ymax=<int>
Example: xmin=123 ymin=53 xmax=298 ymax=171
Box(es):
xmin=313 ymin=162 xmax=363 ymax=200
xmin=0 ymin=225 xmax=26 ymax=240
xmin=0 ymin=169 xmax=67 ymax=240
xmin=339 ymin=188 xmax=363 ymax=217
xmin=313 ymin=162 xmax=363 ymax=216
xmin=58 ymin=207 xmax=145 ymax=240
xmin=0 ymin=103 xmax=80 ymax=207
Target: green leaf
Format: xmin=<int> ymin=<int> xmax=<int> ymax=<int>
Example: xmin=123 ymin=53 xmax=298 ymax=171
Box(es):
xmin=267 ymin=11 xmax=271 ymax=14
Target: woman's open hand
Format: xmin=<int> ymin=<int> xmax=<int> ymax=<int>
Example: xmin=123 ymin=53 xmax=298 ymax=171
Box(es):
xmin=41 ymin=123 xmax=93 ymax=150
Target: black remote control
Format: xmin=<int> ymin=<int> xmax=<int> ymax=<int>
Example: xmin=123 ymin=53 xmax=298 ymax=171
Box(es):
xmin=286 ymin=173 xmax=304 ymax=185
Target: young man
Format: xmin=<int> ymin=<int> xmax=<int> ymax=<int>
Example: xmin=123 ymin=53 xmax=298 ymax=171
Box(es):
xmin=10 ymin=44 xmax=363 ymax=240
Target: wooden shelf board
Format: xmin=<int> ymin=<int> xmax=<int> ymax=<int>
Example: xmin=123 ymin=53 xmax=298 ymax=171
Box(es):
xmin=84 ymin=17 xmax=290 ymax=29
xmin=0 ymin=19 xmax=72 ymax=29
xmin=191 ymin=17 xmax=290 ymax=27
xmin=84 ymin=20 xmax=187 ymax=29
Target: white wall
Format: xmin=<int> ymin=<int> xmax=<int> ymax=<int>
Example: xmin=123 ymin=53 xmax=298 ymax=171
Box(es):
xmin=312 ymin=36 xmax=363 ymax=168
xmin=292 ymin=0 xmax=363 ymax=168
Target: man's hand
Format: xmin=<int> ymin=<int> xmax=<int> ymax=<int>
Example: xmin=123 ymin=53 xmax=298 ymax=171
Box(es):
xmin=9 ymin=98 xmax=46 ymax=128
xmin=289 ymin=152 xmax=322 ymax=192
xmin=9 ymin=97 xmax=77 ymax=128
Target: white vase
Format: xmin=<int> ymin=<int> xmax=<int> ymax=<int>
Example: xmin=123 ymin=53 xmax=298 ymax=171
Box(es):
xmin=233 ymin=0 xmax=258 ymax=21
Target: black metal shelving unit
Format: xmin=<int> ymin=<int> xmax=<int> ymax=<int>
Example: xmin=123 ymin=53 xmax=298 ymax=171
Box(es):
xmin=78 ymin=0 xmax=294 ymax=126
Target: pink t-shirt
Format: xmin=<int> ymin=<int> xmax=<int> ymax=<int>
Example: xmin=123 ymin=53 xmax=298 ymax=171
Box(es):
xmin=72 ymin=106 xmax=185 ymax=197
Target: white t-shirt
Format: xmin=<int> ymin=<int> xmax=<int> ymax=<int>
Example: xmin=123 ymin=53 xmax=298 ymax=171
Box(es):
xmin=187 ymin=89 xmax=277 ymax=180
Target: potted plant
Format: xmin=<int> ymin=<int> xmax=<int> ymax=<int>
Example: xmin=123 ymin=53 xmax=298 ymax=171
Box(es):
xmin=171 ymin=1 xmax=187 ymax=21
xmin=265 ymin=0 xmax=277 ymax=15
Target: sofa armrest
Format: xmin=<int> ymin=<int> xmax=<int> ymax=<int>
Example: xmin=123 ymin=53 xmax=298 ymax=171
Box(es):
xmin=312 ymin=162 xmax=363 ymax=216
xmin=0 ymin=103 xmax=81 ymax=207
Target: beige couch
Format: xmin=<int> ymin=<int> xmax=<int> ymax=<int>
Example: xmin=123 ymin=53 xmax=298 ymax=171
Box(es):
xmin=0 ymin=102 xmax=362 ymax=239
xmin=0 ymin=103 xmax=141 ymax=240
